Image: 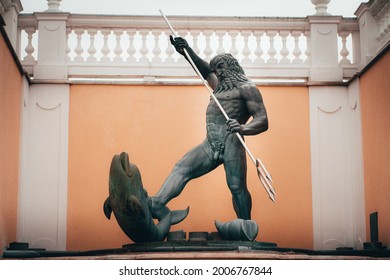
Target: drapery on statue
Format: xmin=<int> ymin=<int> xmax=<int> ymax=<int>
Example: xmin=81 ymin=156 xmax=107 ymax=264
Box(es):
xmin=148 ymin=36 xmax=269 ymax=233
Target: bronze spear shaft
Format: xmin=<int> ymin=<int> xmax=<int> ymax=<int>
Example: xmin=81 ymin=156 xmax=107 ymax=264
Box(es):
xmin=159 ymin=10 xmax=276 ymax=202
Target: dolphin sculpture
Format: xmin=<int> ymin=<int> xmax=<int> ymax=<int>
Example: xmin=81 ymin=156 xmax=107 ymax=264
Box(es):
xmin=103 ymin=152 xmax=172 ymax=242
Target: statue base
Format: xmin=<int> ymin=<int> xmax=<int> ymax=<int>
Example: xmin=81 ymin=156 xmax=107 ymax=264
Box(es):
xmin=122 ymin=232 xmax=277 ymax=253
xmin=121 ymin=230 xmax=277 ymax=252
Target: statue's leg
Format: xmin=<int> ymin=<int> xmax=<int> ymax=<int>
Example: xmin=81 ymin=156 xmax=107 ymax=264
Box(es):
xmin=224 ymin=135 xmax=252 ymax=220
xmin=151 ymin=139 xmax=219 ymax=221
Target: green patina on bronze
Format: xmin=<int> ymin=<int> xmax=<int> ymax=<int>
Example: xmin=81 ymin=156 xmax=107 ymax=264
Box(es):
xmin=103 ymin=152 xmax=172 ymax=242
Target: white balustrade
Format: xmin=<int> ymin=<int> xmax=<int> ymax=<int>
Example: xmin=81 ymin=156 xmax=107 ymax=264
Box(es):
xmin=16 ymin=13 xmax=365 ymax=81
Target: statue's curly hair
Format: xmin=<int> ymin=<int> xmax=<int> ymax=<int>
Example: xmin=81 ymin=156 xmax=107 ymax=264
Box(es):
xmin=210 ymin=53 xmax=251 ymax=94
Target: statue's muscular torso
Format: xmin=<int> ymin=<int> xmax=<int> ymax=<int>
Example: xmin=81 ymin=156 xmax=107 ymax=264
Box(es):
xmin=205 ymin=86 xmax=252 ymax=151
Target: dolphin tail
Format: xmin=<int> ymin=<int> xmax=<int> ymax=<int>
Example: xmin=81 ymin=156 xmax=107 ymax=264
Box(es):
xmin=103 ymin=197 xmax=112 ymax=220
xmin=149 ymin=197 xmax=190 ymax=225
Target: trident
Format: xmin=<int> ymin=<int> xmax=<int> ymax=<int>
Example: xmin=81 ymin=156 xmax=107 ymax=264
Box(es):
xmin=159 ymin=10 xmax=276 ymax=203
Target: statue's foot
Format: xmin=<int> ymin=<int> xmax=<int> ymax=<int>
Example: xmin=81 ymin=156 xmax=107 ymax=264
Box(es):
xmin=149 ymin=197 xmax=190 ymax=225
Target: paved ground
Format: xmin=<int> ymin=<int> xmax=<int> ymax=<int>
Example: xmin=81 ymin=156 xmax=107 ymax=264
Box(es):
xmin=36 ymin=250 xmax=387 ymax=260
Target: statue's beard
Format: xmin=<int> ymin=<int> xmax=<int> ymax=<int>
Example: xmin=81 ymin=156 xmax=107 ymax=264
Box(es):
xmin=214 ymin=69 xmax=250 ymax=94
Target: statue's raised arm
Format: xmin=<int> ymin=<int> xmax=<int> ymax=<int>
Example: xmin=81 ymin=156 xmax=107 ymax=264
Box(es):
xmin=170 ymin=36 xmax=218 ymax=90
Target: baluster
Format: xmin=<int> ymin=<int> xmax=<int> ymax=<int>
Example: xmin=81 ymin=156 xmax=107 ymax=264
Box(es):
xmin=253 ymin=30 xmax=265 ymax=64
xmin=164 ymin=31 xmax=175 ymax=63
xmin=113 ymin=29 xmax=123 ymax=63
xmin=74 ymin=28 xmax=84 ymax=62
xmin=151 ymin=29 xmax=162 ymax=63
xmin=229 ymin=30 xmax=240 ymax=58
xmin=279 ymin=30 xmax=290 ymax=64
xmin=100 ymin=28 xmax=111 ymax=63
xmin=304 ymin=30 xmax=311 ymax=64
xmin=267 ymin=30 xmax=278 ymax=64
xmin=339 ymin=31 xmax=350 ymax=65
xmin=241 ymin=30 xmax=252 ymax=64
xmin=126 ymin=29 xmax=136 ymax=63
xmin=292 ymin=30 xmax=303 ymax=64
xmin=377 ymin=17 xmax=386 ymax=40
xmin=23 ymin=27 xmax=36 ymax=64
xmin=191 ymin=29 xmax=201 ymax=55
xmin=87 ymin=28 xmax=98 ymax=62
xmin=184 ymin=31 xmax=192 ymax=50
xmin=215 ymin=30 xmax=226 ymax=55
xmin=66 ymin=27 xmax=71 ymax=61
xmin=139 ymin=29 xmax=149 ymax=63
xmin=203 ymin=30 xmax=213 ymax=61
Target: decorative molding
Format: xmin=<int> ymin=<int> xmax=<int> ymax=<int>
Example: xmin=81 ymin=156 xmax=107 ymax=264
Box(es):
xmin=317 ymin=105 xmax=342 ymax=114
xmin=0 ymin=0 xmax=22 ymax=16
xmin=0 ymin=0 xmax=12 ymax=15
xmin=311 ymin=0 xmax=331 ymax=16
xmin=44 ymin=24 xmax=60 ymax=32
xmin=368 ymin=0 xmax=389 ymax=18
xmin=36 ymin=101 xmax=61 ymax=111
xmin=317 ymin=28 xmax=333 ymax=36
xmin=350 ymin=100 xmax=358 ymax=110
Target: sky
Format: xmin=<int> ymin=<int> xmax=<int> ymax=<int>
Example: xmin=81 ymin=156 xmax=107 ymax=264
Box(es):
xmin=20 ymin=0 xmax=366 ymax=18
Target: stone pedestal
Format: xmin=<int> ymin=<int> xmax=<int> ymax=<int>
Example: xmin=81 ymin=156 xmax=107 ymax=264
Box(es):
xmin=308 ymin=16 xmax=343 ymax=82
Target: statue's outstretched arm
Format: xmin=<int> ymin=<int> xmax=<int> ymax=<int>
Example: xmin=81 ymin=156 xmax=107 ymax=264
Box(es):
xmin=170 ymin=36 xmax=218 ymax=90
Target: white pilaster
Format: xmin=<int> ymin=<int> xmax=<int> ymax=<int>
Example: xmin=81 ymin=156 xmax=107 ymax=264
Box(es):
xmin=309 ymin=84 xmax=365 ymax=250
xmin=17 ymin=84 xmax=69 ymax=250
xmin=347 ymin=78 xmax=366 ymax=250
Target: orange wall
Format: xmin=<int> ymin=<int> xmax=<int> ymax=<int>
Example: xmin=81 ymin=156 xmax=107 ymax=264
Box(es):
xmin=360 ymin=49 xmax=390 ymax=245
xmin=67 ymin=84 xmax=312 ymax=250
xmin=0 ymin=32 xmax=22 ymax=255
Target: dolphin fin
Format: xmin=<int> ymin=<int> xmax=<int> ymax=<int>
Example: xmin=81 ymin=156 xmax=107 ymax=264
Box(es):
xmin=155 ymin=212 xmax=172 ymax=241
xmin=103 ymin=197 xmax=112 ymax=220
xmin=170 ymin=206 xmax=190 ymax=225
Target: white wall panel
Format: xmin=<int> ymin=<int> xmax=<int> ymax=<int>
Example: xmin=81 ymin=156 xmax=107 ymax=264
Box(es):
xmin=17 ymin=84 xmax=69 ymax=250
xmin=310 ymin=84 xmax=365 ymax=250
